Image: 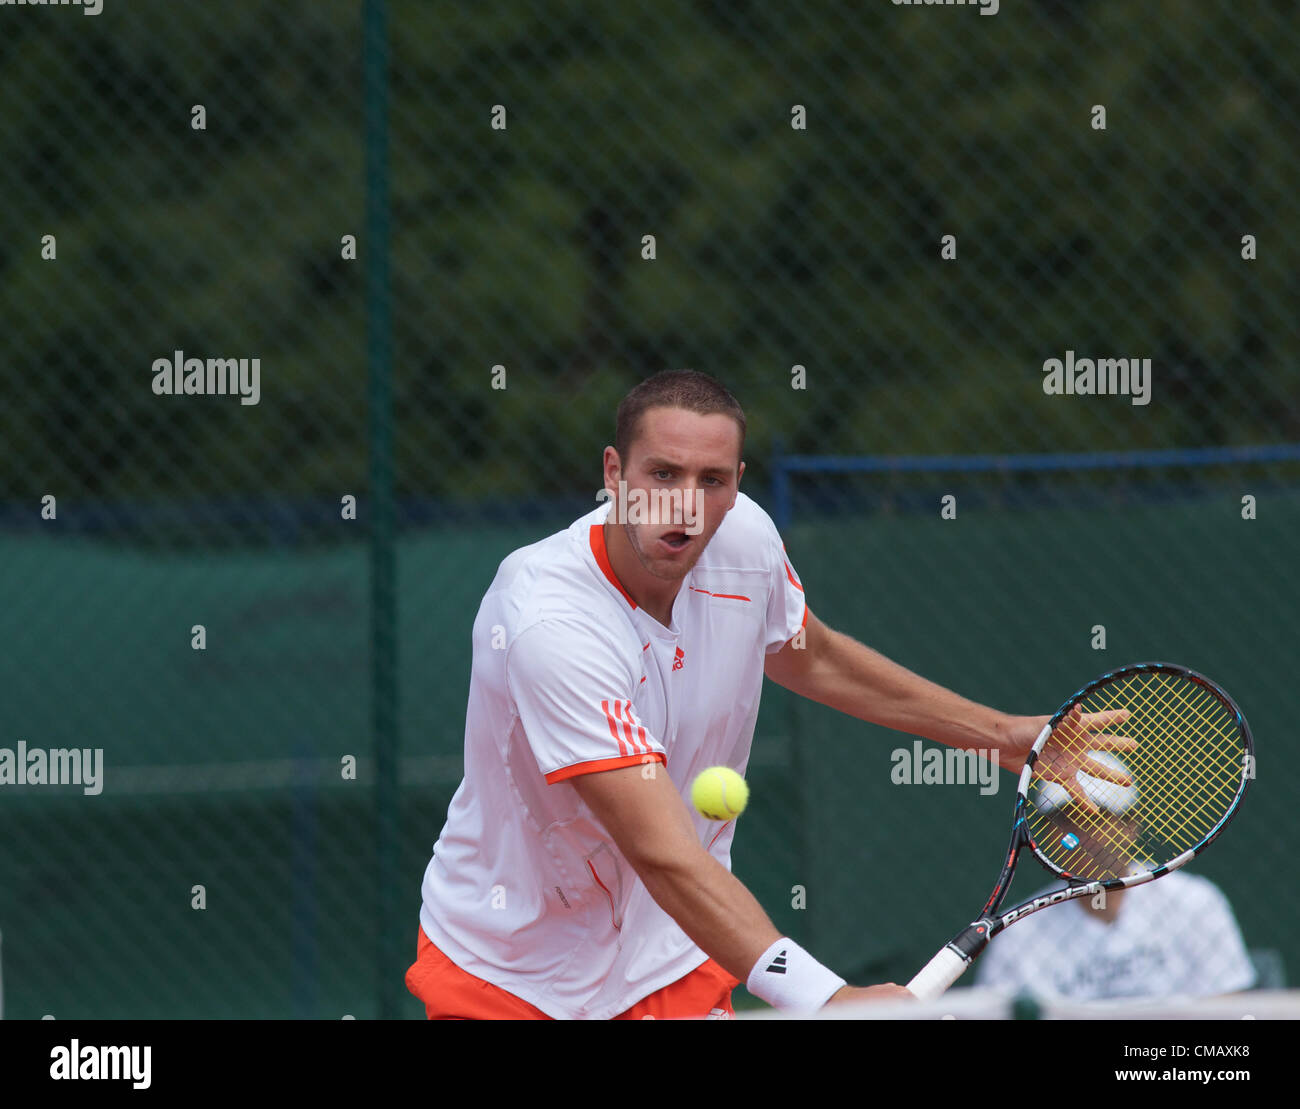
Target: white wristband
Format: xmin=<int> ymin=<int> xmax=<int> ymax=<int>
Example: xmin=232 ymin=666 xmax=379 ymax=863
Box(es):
xmin=746 ymin=938 xmax=846 ymax=1014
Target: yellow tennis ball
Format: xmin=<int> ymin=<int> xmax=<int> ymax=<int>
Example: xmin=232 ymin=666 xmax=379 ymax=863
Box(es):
xmin=690 ymin=766 xmax=749 ymax=821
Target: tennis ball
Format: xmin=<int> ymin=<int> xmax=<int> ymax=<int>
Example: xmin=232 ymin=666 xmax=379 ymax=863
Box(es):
xmin=690 ymin=766 xmax=749 ymax=821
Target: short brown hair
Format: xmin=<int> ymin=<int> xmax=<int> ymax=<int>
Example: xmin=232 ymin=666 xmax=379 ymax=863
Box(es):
xmin=614 ymin=370 xmax=746 ymax=463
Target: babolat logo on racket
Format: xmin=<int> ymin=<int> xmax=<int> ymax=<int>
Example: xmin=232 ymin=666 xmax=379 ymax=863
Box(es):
xmin=1001 ymin=887 xmax=1078 ymax=926
xmin=765 ymin=950 xmax=788 ymax=975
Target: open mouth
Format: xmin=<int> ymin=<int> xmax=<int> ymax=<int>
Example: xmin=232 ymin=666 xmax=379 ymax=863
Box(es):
xmin=659 ymin=530 xmax=691 ymax=552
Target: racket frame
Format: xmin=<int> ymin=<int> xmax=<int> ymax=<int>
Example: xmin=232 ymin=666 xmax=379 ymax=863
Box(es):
xmin=907 ymin=661 xmax=1253 ymax=1001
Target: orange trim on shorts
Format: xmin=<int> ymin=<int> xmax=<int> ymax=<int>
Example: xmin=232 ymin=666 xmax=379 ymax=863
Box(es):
xmin=614 ymin=957 xmax=739 ymax=1020
xmin=544 ymin=751 xmax=666 ymax=784
xmin=405 ymin=927 xmax=552 ymax=1020
xmin=405 ymin=926 xmax=739 ymax=1020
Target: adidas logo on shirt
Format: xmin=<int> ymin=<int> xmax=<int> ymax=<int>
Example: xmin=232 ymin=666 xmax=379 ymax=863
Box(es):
xmin=672 ymin=647 xmax=685 ymax=671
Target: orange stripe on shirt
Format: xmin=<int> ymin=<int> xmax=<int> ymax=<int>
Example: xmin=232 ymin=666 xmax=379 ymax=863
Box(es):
xmin=616 ymin=699 xmax=651 ymax=757
xmin=587 ymin=860 xmax=618 ymax=929
xmin=784 ymin=560 xmax=804 ymax=593
xmin=612 ymin=699 xmax=638 ymax=756
xmin=545 ymin=752 xmax=666 ymax=784
xmin=626 ymin=700 xmax=649 ymax=753
xmin=601 ymin=699 xmax=629 ymax=757
xmin=689 ymin=586 xmax=751 ymax=602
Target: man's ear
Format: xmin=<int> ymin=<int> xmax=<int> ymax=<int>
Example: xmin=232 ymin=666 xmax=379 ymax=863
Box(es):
xmin=603 ymin=445 xmax=622 ymax=493
xmin=729 ymin=460 xmax=746 ymax=507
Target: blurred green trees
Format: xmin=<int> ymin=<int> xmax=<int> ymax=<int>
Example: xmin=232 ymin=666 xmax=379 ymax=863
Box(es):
xmin=1 ymin=0 xmax=1295 ymax=505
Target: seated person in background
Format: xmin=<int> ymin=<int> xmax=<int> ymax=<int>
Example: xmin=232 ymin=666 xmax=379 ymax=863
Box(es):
xmin=975 ymin=753 xmax=1256 ymax=1001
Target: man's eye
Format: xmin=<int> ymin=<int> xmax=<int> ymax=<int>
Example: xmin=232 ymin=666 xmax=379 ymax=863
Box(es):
xmin=654 ymin=471 xmax=672 ymax=480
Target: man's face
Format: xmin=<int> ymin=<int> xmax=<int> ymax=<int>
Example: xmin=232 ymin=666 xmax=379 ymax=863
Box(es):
xmin=604 ymin=407 xmax=744 ymax=584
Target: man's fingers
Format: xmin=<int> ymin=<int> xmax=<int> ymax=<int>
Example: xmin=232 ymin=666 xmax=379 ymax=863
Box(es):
xmin=1053 ymin=707 xmax=1130 ymax=742
xmin=1082 ymin=732 xmax=1139 ymax=754
xmin=1079 ymin=752 xmax=1133 ymax=786
xmin=1050 ymin=706 xmax=1137 ymax=750
xmin=1061 ymin=773 xmax=1102 ymax=814
xmin=1078 ymin=707 xmax=1131 ymax=730
xmin=1037 ymin=748 xmax=1131 ymax=785
xmin=1051 ymin=705 xmax=1088 ymax=745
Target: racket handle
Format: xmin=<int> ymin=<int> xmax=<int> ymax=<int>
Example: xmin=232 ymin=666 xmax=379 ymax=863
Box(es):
xmin=906 ymin=945 xmax=970 ymax=1001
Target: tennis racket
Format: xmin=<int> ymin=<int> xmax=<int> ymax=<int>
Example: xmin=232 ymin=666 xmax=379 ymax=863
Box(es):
xmin=906 ymin=661 xmax=1253 ymax=1001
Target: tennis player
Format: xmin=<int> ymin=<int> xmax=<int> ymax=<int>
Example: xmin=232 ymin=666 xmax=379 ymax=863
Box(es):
xmin=405 ymin=369 xmax=1116 ymax=1019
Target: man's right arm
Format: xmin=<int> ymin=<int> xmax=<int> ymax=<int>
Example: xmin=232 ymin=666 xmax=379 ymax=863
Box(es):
xmin=571 ymin=763 xmax=780 ymax=980
xmin=570 ymin=763 xmax=909 ymax=1008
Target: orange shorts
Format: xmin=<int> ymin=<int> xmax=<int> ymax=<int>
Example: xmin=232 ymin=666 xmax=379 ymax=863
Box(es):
xmin=405 ymin=925 xmax=740 ymax=1020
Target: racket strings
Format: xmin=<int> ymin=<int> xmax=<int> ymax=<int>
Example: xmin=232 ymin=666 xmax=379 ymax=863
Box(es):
xmin=1095 ymin=678 xmax=1240 ymax=847
xmin=1026 ymin=671 xmax=1246 ymax=881
xmin=1033 ymin=681 xmax=1241 ymax=873
xmin=1122 ymin=677 xmax=1242 ymax=830
xmin=1046 ymin=695 xmax=1239 ymax=861
xmin=1092 ymin=679 xmax=1237 ymax=833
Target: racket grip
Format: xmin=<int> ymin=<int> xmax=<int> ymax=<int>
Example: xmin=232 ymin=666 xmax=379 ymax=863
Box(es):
xmin=906 ymin=945 xmax=970 ymax=1001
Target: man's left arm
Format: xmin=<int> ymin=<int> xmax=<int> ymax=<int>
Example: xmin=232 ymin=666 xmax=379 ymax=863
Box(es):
xmin=764 ymin=609 xmax=1040 ymax=771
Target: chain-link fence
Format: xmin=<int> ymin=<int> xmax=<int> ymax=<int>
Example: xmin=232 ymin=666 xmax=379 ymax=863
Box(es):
xmin=0 ymin=0 xmax=1296 ymax=1018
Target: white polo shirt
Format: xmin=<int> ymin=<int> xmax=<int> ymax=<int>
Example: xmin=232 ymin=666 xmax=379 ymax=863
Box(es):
xmin=417 ymin=491 xmax=807 ymax=1019
xmin=973 ymin=871 xmax=1256 ymax=1000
